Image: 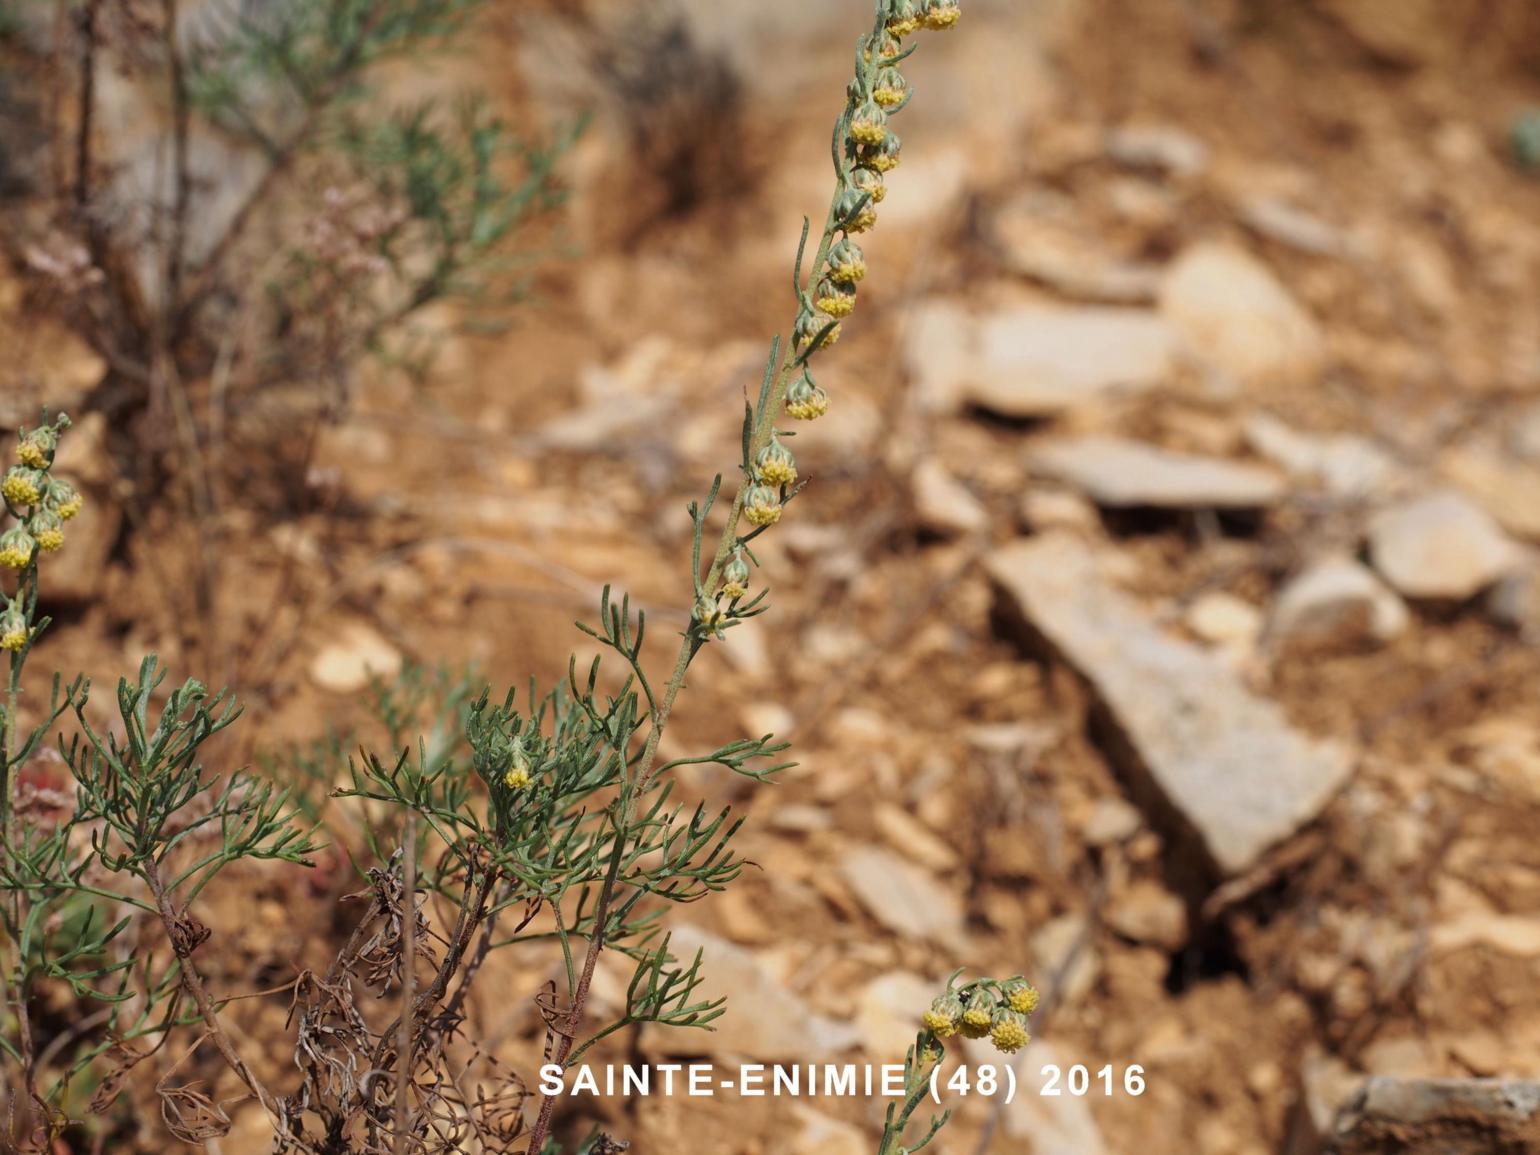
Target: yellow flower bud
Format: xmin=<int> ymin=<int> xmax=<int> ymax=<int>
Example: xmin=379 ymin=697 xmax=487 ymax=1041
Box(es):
xmin=722 ymin=550 xmax=751 ymax=600
xmin=756 ymin=433 xmax=798 ymax=487
xmin=815 ymin=276 xmax=857 ymax=319
xmin=2 ymin=467 xmax=44 ymax=508
xmin=922 ymin=0 xmax=961 ymax=30
xmin=0 ymin=525 xmax=36 ymax=570
xmin=1007 ymin=983 xmax=1041 ymax=1016
xmin=30 ymin=510 xmax=64 ymax=552
xmin=743 ymin=484 xmax=783 ymax=527
xmin=827 ymin=238 xmax=867 ymax=284
xmin=0 ymin=601 xmax=26 ymax=652
xmin=848 ymin=100 xmax=889 ymax=148
xmin=873 ymin=66 xmax=909 ymax=109
xmin=960 ymin=1006 xmax=992 ymax=1039
xmin=786 ymin=372 xmax=831 ymax=421
xmin=990 ymin=1013 xmax=1030 ymax=1054
xmin=887 ymin=0 xmax=921 ymax=36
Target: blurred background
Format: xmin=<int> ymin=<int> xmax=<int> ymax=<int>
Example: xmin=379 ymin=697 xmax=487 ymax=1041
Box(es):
xmin=5 ymin=0 xmax=1540 ymax=1151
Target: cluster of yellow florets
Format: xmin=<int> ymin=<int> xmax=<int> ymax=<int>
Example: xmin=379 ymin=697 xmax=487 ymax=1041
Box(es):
xmin=921 ymin=975 xmax=1039 ymax=1056
xmin=2 ymin=416 xmax=80 ymax=571
xmin=0 ymin=600 xmax=27 ymax=652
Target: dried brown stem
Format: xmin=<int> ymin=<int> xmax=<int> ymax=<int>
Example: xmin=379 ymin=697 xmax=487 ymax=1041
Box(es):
xmin=142 ymin=856 xmax=281 ymax=1121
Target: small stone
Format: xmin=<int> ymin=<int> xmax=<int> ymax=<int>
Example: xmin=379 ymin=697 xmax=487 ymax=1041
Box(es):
xmin=1020 ymin=489 xmax=1101 ymax=533
xmin=1239 ymin=196 xmax=1350 ymax=257
xmin=767 ymin=804 xmax=833 ymax=834
xmin=1330 ymin=1077 xmax=1540 ymax=1155
xmin=1082 ymin=797 xmax=1143 ymax=847
xmin=838 ymin=845 xmax=963 ymax=942
xmin=873 ymin=804 xmax=958 ymax=871
xmin=1160 ymin=243 xmax=1326 ymax=389
xmin=1186 ymin=592 xmax=1264 ymax=647
xmin=1106 ymin=880 xmax=1188 ymax=951
xmin=1268 ymin=556 xmax=1409 ymax=653
xmin=309 ymin=623 xmax=404 ymax=693
xmin=989 ymin=535 xmax=1354 ymax=877
xmin=1244 ymin=414 xmax=1397 ymax=498
xmin=969 ymin=307 xmax=1178 ymax=418
xmin=1440 ymin=442 xmax=1540 ymax=540
xmin=1487 ymin=562 xmax=1540 ymax=635
xmin=908 ymin=304 xmax=1179 ymax=420
xmin=639 ymin=926 xmax=859 ymax=1061
xmin=1106 ymin=125 xmax=1209 ymax=178
xmin=1029 ymin=436 xmax=1285 ymax=510
xmin=1368 ymin=492 xmax=1520 ymax=601
xmin=911 ymin=459 xmax=988 ymax=536
xmin=903 ymin=300 xmax=975 ymax=414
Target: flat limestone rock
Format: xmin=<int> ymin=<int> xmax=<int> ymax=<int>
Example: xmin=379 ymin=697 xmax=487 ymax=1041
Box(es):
xmin=988 ymin=535 xmax=1353 ymax=877
xmin=838 ymin=845 xmax=964 ymax=942
xmin=1329 ymin=1077 xmax=1540 ymax=1155
xmin=1029 ymin=436 xmax=1286 ymax=510
xmin=903 ymin=302 xmax=1177 ymax=419
xmin=970 ymin=307 xmax=1178 ymax=418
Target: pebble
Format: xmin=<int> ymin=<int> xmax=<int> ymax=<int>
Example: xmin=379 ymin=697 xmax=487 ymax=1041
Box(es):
xmin=1029 ymin=436 xmax=1286 ymax=510
xmin=1268 ymin=556 xmax=1409 ymax=653
xmin=989 ymin=534 xmax=1353 ymax=877
xmin=1368 ymin=491 xmax=1520 ymax=601
xmin=838 ymin=845 xmax=964 ymax=942
xmin=1160 ymin=243 xmax=1326 ymax=389
xmin=309 ymin=622 xmax=404 ymax=693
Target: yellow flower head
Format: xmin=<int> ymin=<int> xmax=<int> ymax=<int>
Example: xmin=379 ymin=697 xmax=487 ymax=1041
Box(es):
xmin=827 ymin=239 xmax=867 ymax=284
xmin=0 ymin=526 xmax=36 ymax=570
xmin=921 ymin=1009 xmax=955 ymax=1036
xmin=990 ymin=1014 xmax=1030 ymax=1054
xmin=887 ymin=0 xmax=922 ymax=36
xmin=47 ymin=478 xmax=83 ymax=521
xmin=960 ymin=1006 xmax=992 ymax=1039
xmin=836 ymin=188 xmax=878 ymax=234
xmin=30 ymin=511 xmax=64 ymax=553
xmin=922 ymin=0 xmax=961 ymax=30
xmin=1007 ymin=983 xmax=1041 ymax=1016
xmin=786 ymin=372 xmax=831 ymax=421
xmin=17 ymin=427 xmax=55 ymax=469
xmin=848 ymin=101 xmax=889 ymax=148
xmin=743 ymin=484 xmax=783 ymax=527
xmin=815 ymin=277 xmax=857 ymax=319
xmin=852 ymin=167 xmax=887 ymax=205
xmin=862 ymin=133 xmax=904 ymax=174
xmin=0 ymin=601 xmax=26 ymax=652
xmin=693 ymin=594 xmax=728 ymax=635
xmin=923 ymin=994 xmax=963 ymax=1037
xmin=2 ymin=467 xmax=44 ymax=508
xmin=874 ymin=67 xmax=909 ymax=109
xmin=794 ymin=310 xmax=842 ymax=354
xmin=867 ymin=29 xmax=904 ymax=64
xmin=502 ymin=765 xmax=532 ymax=791
xmin=756 ymin=434 xmax=798 ymax=488
xmin=722 ymin=550 xmax=751 ymax=600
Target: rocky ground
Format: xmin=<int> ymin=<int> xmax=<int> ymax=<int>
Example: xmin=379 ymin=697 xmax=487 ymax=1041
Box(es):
xmin=8 ymin=1 xmax=1540 ymax=1153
